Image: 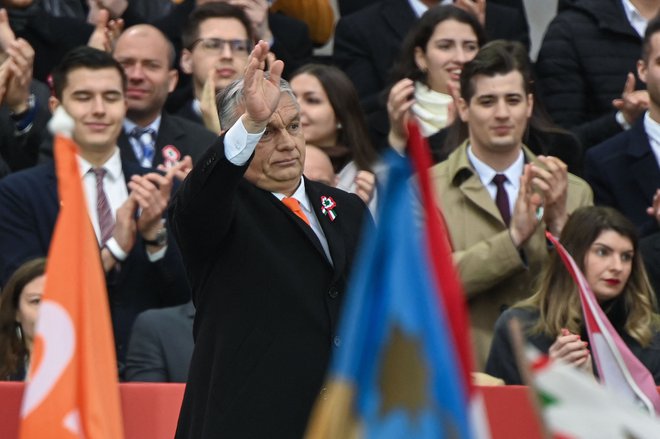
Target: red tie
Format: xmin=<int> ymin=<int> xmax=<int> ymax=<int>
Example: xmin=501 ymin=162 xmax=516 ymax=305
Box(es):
xmin=282 ymin=197 xmax=310 ymax=225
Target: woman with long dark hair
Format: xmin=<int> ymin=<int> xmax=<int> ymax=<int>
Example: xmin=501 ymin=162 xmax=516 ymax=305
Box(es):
xmin=0 ymin=258 xmax=46 ymax=380
xmin=486 ymin=207 xmax=660 ymax=384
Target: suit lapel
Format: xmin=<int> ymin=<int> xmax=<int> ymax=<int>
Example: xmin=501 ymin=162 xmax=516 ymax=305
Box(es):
xmin=269 ymin=190 xmax=331 ymax=265
xmin=458 ymin=171 xmax=505 ymax=226
xmin=628 ymin=122 xmax=660 ymax=202
xmin=307 ymin=180 xmax=346 ymax=278
xmin=118 ymin=130 xmax=143 ymax=168
xmin=154 ymin=113 xmax=184 ymax=167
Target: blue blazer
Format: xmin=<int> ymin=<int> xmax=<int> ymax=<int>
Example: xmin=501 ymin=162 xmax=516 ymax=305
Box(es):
xmin=0 ymin=159 xmax=190 ymax=368
xmin=584 ymin=117 xmax=660 ymax=236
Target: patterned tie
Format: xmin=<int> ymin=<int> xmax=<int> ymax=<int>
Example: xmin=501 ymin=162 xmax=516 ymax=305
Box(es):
xmin=282 ymin=197 xmax=310 ymax=226
xmin=92 ymin=168 xmax=115 ymax=245
xmin=129 ymin=127 xmax=156 ymax=167
xmin=492 ymin=174 xmax=511 ymax=226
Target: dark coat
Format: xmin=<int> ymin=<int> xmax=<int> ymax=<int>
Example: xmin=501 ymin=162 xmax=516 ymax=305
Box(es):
xmin=124 ymin=300 xmax=195 ymax=383
xmin=584 ymin=118 xmax=660 ymax=236
xmin=0 ymin=80 xmax=51 ymax=178
xmin=535 ymin=0 xmax=644 ymax=150
xmin=170 ymin=135 xmax=369 ymax=439
xmin=118 ymin=113 xmax=216 ymax=167
xmin=485 ymin=306 xmax=660 ymax=385
xmin=0 ymin=160 xmax=190 ymax=367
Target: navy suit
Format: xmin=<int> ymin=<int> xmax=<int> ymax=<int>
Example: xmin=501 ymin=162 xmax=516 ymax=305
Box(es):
xmin=584 ymin=117 xmax=660 ymax=236
xmin=0 ymin=159 xmax=190 ymax=368
xmin=118 ymin=113 xmax=216 ymax=167
xmin=125 ymin=300 xmax=195 ymax=383
xmin=170 ymin=135 xmax=370 ymax=439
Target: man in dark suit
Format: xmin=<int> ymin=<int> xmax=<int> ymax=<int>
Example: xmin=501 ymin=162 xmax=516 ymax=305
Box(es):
xmin=585 ymin=17 xmax=660 ymax=237
xmin=112 ymin=24 xmax=217 ymax=168
xmin=0 ymin=46 xmax=190 ymax=369
xmin=170 ymin=42 xmax=370 ymax=439
xmin=124 ymin=300 xmax=195 ymax=383
xmin=333 ymin=0 xmax=530 ymax=114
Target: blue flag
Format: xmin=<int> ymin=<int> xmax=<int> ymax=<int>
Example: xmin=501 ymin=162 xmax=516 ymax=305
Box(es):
xmin=305 ymin=150 xmax=473 ymax=438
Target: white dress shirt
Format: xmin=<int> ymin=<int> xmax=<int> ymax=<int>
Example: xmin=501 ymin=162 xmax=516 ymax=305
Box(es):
xmin=644 ymin=112 xmax=660 ymax=169
xmin=77 ymin=147 xmax=166 ymax=261
xmin=467 ymin=144 xmax=524 ymax=216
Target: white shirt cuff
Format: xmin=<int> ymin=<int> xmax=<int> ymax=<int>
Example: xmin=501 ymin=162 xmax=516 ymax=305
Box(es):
xmin=146 ymin=245 xmax=167 ymax=262
xmin=616 ymin=111 xmax=632 ymax=130
xmin=224 ymin=117 xmax=265 ymax=165
xmin=105 ymin=237 xmax=128 ymax=261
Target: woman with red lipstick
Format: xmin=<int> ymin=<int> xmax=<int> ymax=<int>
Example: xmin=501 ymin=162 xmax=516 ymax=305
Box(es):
xmin=485 ymin=206 xmax=660 ymax=384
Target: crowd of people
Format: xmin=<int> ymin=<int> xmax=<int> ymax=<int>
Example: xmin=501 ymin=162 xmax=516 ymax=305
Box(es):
xmin=1 ymin=0 xmax=660 ymax=437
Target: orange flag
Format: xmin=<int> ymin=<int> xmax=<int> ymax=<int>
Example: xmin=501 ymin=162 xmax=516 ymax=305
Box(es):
xmin=19 ymin=134 xmax=124 ymax=438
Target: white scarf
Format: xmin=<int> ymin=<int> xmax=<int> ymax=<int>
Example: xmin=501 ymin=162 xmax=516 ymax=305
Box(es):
xmin=411 ymin=81 xmax=453 ymax=137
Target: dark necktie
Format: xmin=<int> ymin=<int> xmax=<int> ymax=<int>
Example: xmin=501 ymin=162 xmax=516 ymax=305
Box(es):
xmin=492 ymin=174 xmax=511 ymax=226
xmin=129 ymin=127 xmax=156 ymax=167
xmin=282 ymin=197 xmax=310 ymax=226
xmin=92 ymin=168 xmax=115 ymax=245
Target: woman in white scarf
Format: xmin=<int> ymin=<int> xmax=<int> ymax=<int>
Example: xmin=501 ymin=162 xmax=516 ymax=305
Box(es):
xmin=387 ymin=6 xmax=486 ymax=151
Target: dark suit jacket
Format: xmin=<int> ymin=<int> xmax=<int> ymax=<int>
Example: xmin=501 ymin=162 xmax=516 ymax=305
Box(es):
xmin=0 ymin=159 xmax=190 ymax=367
xmin=124 ymin=300 xmax=195 ymax=383
xmin=584 ymin=118 xmax=660 ymax=236
xmin=169 ymin=135 xmax=370 ymax=439
xmin=333 ymin=0 xmax=530 ymax=113
xmin=174 ymin=99 xmax=203 ymax=127
xmin=119 ymin=113 xmax=216 ymax=167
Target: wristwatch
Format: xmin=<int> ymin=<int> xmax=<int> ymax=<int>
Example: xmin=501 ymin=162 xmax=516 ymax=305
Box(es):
xmin=143 ymin=228 xmax=167 ymax=246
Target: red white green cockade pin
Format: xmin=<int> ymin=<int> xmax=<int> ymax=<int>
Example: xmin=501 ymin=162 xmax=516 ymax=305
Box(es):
xmin=320 ymin=196 xmax=337 ymax=221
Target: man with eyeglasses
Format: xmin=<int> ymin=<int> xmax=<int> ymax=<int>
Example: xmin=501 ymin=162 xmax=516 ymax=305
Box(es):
xmin=178 ymin=2 xmax=254 ymax=129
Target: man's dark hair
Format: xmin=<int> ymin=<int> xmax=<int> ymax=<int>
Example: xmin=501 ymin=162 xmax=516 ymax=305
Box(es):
xmin=642 ymin=14 xmax=660 ymax=62
xmin=181 ymin=2 xmax=255 ymax=50
xmin=51 ymin=46 xmax=127 ymax=100
xmin=459 ymin=40 xmax=532 ymax=103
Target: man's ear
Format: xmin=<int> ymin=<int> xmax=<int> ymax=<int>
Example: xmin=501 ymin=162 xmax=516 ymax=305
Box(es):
xmin=638 ymin=59 xmax=648 ymax=85
xmin=180 ymin=49 xmax=193 ymax=75
xmin=526 ymin=93 xmax=534 ymax=119
xmin=457 ymin=97 xmax=469 ymax=123
xmin=168 ymin=69 xmax=179 ymax=93
xmin=48 ymin=95 xmax=61 ymax=114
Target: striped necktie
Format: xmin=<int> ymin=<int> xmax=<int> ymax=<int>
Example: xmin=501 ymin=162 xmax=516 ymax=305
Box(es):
xmin=91 ymin=168 xmax=115 ymax=244
xmin=129 ymin=127 xmax=156 ymax=167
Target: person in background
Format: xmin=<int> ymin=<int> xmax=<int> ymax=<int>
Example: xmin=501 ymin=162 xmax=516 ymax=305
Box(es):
xmin=585 ymin=15 xmax=660 ymax=236
xmin=124 ymin=300 xmax=194 ymax=383
xmin=429 ymin=40 xmax=592 ymax=369
xmin=177 ymin=2 xmax=254 ymax=131
xmin=486 ymin=206 xmax=660 ymax=385
xmin=385 ymin=5 xmax=485 ymax=152
xmin=290 ymin=64 xmax=381 ymax=213
xmin=535 ymin=0 xmax=660 ymax=150
xmin=303 ymin=144 xmax=337 ymax=188
xmin=0 ymin=258 xmax=45 ymax=381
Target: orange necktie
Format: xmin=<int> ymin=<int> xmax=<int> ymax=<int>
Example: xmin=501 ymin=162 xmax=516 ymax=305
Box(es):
xmin=282 ymin=197 xmax=310 ymax=225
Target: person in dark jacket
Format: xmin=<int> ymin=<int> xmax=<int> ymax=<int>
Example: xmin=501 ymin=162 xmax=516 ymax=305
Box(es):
xmin=535 ymin=0 xmax=659 ymax=150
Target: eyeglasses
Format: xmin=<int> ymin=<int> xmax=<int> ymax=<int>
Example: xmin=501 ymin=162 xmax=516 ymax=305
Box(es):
xmin=188 ymin=38 xmax=253 ymax=55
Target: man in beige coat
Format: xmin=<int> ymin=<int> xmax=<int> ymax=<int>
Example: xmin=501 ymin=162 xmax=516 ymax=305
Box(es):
xmin=429 ymin=41 xmax=593 ymax=369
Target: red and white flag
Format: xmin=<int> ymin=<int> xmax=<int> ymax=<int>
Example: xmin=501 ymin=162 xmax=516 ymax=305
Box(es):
xmin=545 ymin=231 xmax=660 ymax=415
